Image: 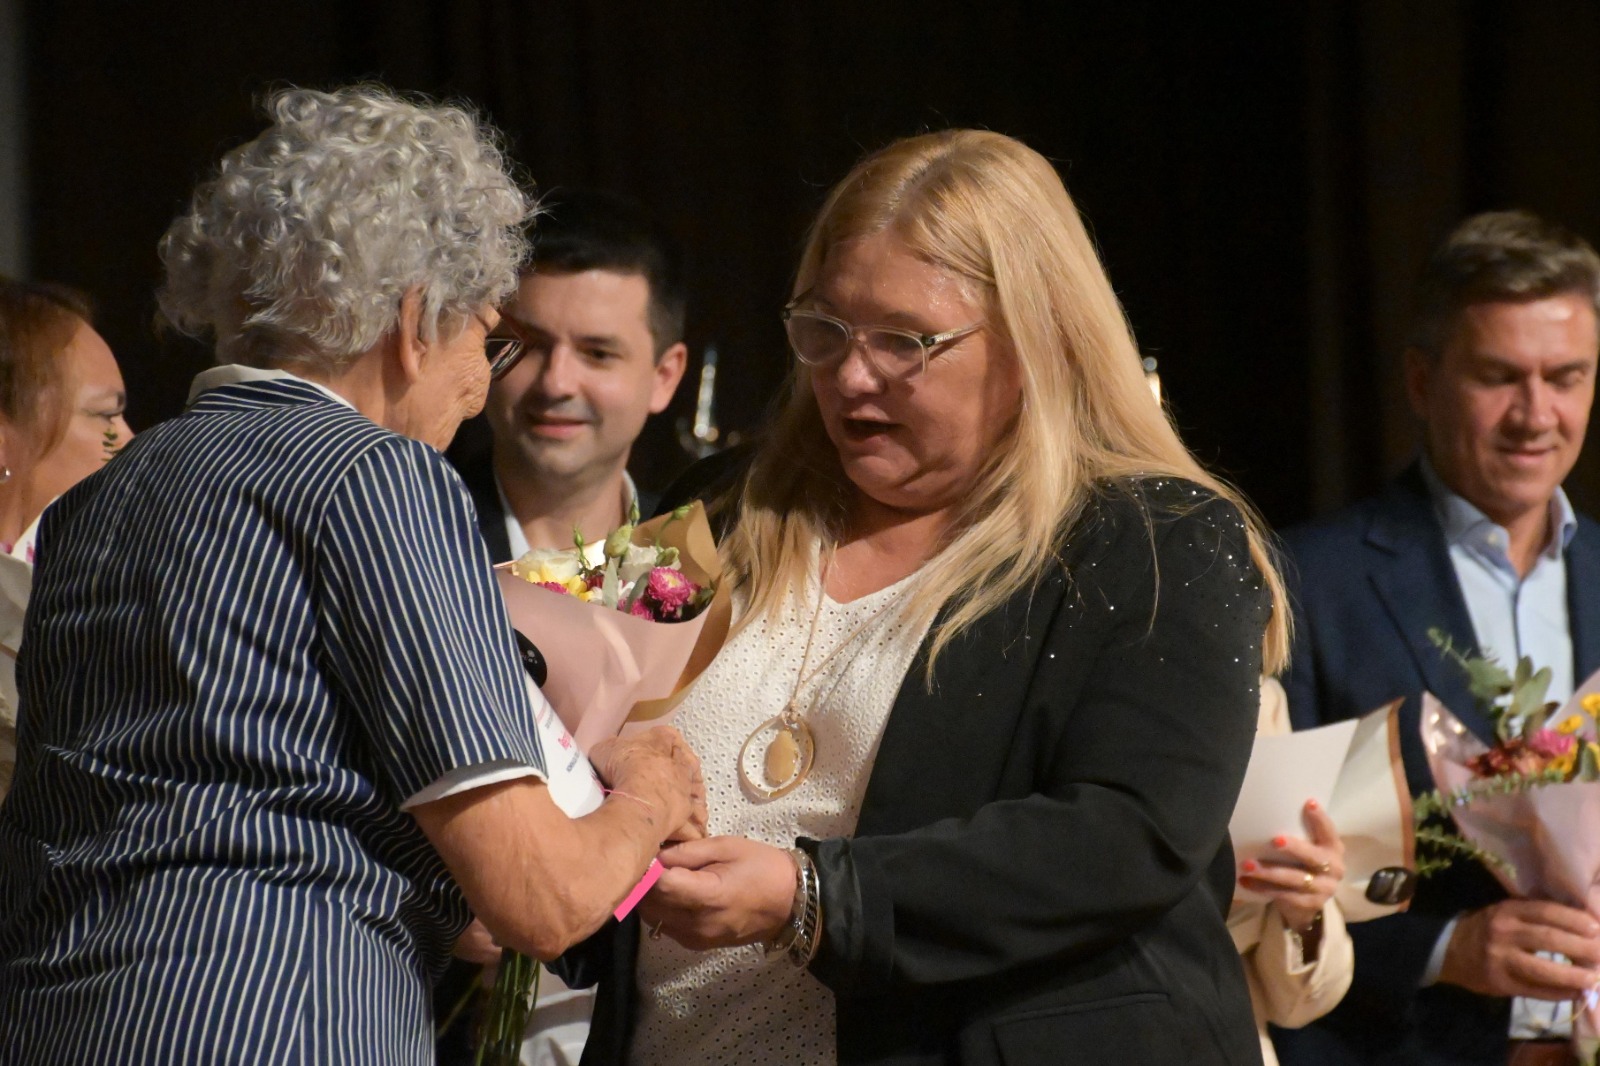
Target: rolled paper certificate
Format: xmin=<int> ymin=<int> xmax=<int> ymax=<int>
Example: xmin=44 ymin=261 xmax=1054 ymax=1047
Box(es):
xmin=1229 ymin=700 xmax=1413 ymax=920
xmin=1231 ymin=718 xmax=1355 ymax=904
xmin=525 ymin=674 xmax=660 ymax=919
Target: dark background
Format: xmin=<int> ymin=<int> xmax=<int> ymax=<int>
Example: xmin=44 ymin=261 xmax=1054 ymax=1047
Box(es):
xmin=18 ymin=0 xmax=1600 ymax=527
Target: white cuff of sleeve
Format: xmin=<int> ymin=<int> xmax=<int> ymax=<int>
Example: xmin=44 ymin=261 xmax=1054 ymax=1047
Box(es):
xmin=402 ymin=758 xmax=547 ymax=809
xmin=1421 ymin=916 xmax=1459 ymax=987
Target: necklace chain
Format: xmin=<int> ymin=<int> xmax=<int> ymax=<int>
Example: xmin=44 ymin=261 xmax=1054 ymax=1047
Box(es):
xmin=781 ymin=545 xmax=917 ymax=721
xmin=740 ymin=542 xmax=922 ymax=799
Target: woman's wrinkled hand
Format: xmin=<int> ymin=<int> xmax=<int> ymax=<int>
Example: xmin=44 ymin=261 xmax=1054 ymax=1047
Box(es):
xmin=589 ymin=726 xmax=707 ymax=843
xmin=638 ymin=836 xmax=797 ymax=950
xmin=1238 ymin=798 xmax=1346 ymax=934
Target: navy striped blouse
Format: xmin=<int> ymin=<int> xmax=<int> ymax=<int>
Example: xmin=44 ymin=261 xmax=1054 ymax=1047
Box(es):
xmin=0 ymin=376 xmax=545 ymax=1064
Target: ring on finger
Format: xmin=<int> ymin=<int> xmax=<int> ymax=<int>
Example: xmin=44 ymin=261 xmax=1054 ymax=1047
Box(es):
xmin=1313 ymin=861 xmax=1331 ymax=875
xmin=1302 ymin=871 xmax=1315 ymax=889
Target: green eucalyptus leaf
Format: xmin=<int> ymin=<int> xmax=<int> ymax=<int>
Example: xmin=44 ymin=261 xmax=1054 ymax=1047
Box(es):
xmin=1465 ymin=656 xmax=1514 ymax=704
xmin=1511 ymin=666 xmax=1552 ymax=719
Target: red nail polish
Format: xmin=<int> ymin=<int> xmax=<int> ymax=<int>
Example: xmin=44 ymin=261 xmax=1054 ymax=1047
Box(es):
xmin=1242 ymin=860 xmax=1258 ymax=873
xmin=1272 ymin=836 xmax=1287 ymax=849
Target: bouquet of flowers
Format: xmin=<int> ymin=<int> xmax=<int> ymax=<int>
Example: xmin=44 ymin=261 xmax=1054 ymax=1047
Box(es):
xmin=1417 ymin=629 xmax=1600 ymax=1064
xmin=473 ymin=501 xmax=727 ymax=1066
xmin=496 ymin=500 xmax=728 ymax=748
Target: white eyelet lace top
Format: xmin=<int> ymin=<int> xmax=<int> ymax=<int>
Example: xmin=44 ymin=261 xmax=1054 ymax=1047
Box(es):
xmin=629 ymin=561 xmax=934 ymax=1066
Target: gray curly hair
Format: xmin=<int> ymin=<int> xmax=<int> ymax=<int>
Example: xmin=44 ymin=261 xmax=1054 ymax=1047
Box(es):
xmin=158 ymin=84 xmax=532 ymax=370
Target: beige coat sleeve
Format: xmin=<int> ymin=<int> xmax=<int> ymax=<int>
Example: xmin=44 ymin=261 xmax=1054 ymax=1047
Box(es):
xmin=1248 ymin=899 xmax=1355 ymax=1029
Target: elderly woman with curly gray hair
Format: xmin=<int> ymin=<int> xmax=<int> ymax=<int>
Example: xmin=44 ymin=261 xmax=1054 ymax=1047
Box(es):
xmin=0 ymin=85 xmax=704 ymax=1065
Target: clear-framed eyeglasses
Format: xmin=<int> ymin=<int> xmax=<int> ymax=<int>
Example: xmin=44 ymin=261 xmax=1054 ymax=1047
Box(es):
xmin=485 ymin=333 xmax=525 ymax=379
xmin=479 ymin=312 xmax=526 ymax=379
xmin=780 ymin=303 xmax=984 ymax=380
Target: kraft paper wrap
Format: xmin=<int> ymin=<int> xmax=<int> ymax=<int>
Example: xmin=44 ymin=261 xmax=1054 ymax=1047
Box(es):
xmin=1331 ymin=700 xmax=1415 ymax=921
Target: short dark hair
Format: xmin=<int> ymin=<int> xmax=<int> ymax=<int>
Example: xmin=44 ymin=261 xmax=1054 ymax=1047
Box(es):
xmin=524 ymin=189 xmax=687 ymax=353
xmin=1409 ymin=209 xmax=1600 ymax=357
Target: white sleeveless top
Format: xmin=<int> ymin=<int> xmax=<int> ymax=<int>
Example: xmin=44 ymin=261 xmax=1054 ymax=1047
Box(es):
xmin=629 ymin=562 xmax=934 ymax=1065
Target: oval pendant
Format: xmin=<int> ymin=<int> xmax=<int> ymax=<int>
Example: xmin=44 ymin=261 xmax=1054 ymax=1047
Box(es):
xmin=738 ymin=715 xmax=816 ymax=800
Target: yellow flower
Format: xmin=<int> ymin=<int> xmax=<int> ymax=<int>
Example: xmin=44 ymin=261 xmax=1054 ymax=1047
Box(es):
xmin=1553 ymin=749 xmax=1578 ymax=778
xmin=1557 ymin=714 xmax=1588 ymax=735
xmin=1583 ymin=693 xmax=1600 ymax=715
xmin=562 ymin=576 xmax=588 ymax=596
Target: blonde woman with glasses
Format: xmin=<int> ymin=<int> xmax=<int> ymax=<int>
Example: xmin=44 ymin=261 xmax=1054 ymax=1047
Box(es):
xmin=567 ymin=129 xmax=1290 ymax=1066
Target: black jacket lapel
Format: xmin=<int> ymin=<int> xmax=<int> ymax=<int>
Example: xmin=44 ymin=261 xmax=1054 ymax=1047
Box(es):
xmin=1568 ymin=513 xmax=1600 ymax=682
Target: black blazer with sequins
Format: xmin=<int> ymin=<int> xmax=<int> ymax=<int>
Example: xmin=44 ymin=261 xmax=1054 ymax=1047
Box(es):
xmin=570 ymin=475 xmax=1272 ymax=1066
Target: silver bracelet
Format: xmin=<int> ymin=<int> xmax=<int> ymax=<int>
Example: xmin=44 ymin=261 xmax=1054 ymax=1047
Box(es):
xmin=763 ymin=849 xmax=805 ymax=961
xmin=764 ymin=847 xmax=823 ymax=967
xmin=787 ymin=847 xmax=823 ymax=967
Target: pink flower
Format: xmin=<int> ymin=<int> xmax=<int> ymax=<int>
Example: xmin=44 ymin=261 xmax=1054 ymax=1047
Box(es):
xmin=645 ymin=567 xmax=696 ymax=612
xmin=1528 ymin=729 xmax=1576 ymax=759
xmin=535 ymin=581 xmax=572 ymax=596
xmin=629 ymin=597 xmax=656 ymax=619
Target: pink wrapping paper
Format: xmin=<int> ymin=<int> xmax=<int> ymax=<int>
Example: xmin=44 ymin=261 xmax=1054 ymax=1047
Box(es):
xmin=494 ymin=501 xmax=731 ymax=750
xmin=1421 ymin=672 xmax=1600 ymax=1061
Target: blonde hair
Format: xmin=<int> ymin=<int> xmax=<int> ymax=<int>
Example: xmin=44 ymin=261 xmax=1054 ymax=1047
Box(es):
xmin=722 ymin=129 xmax=1289 ymax=677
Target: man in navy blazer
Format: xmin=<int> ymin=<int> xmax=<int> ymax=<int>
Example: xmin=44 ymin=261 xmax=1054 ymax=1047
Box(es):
xmin=1277 ymin=211 xmax=1600 ymax=1066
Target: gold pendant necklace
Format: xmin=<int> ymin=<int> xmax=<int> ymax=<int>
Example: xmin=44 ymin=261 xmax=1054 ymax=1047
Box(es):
xmin=737 ymin=546 xmax=903 ymax=801
xmin=738 ymin=703 xmax=817 ymax=800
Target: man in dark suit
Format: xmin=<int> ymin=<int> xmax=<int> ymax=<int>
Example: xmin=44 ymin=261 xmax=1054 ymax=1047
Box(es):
xmin=1276 ymin=211 xmax=1600 ymax=1066
xmin=448 ymin=188 xmax=689 ymax=564
xmin=438 ymin=190 xmax=688 ymax=1065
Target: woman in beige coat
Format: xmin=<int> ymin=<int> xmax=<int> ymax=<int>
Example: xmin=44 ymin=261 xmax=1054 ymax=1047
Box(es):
xmin=1230 ymin=679 xmax=1356 ymax=1066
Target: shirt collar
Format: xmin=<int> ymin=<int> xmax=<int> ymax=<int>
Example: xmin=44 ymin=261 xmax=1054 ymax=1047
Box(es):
xmin=187 ymin=364 xmax=355 ymax=410
xmin=1418 ymin=453 xmax=1577 ymax=564
xmin=496 ymin=470 xmax=641 ymax=562
xmin=0 ymin=513 xmax=38 ymax=652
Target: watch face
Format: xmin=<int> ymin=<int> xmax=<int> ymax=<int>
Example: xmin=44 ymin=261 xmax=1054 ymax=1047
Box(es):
xmin=514 ymin=631 xmax=549 ymax=688
xmin=1365 ymin=866 xmax=1418 ymax=905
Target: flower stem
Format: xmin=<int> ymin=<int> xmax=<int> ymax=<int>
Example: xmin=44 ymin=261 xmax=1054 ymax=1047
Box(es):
xmin=475 ymin=949 xmax=541 ymax=1066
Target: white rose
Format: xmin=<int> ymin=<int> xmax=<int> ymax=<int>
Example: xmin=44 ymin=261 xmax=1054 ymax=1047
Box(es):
xmin=618 ymin=544 xmax=661 ymax=585
xmin=513 ymin=547 xmax=583 ymax=583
